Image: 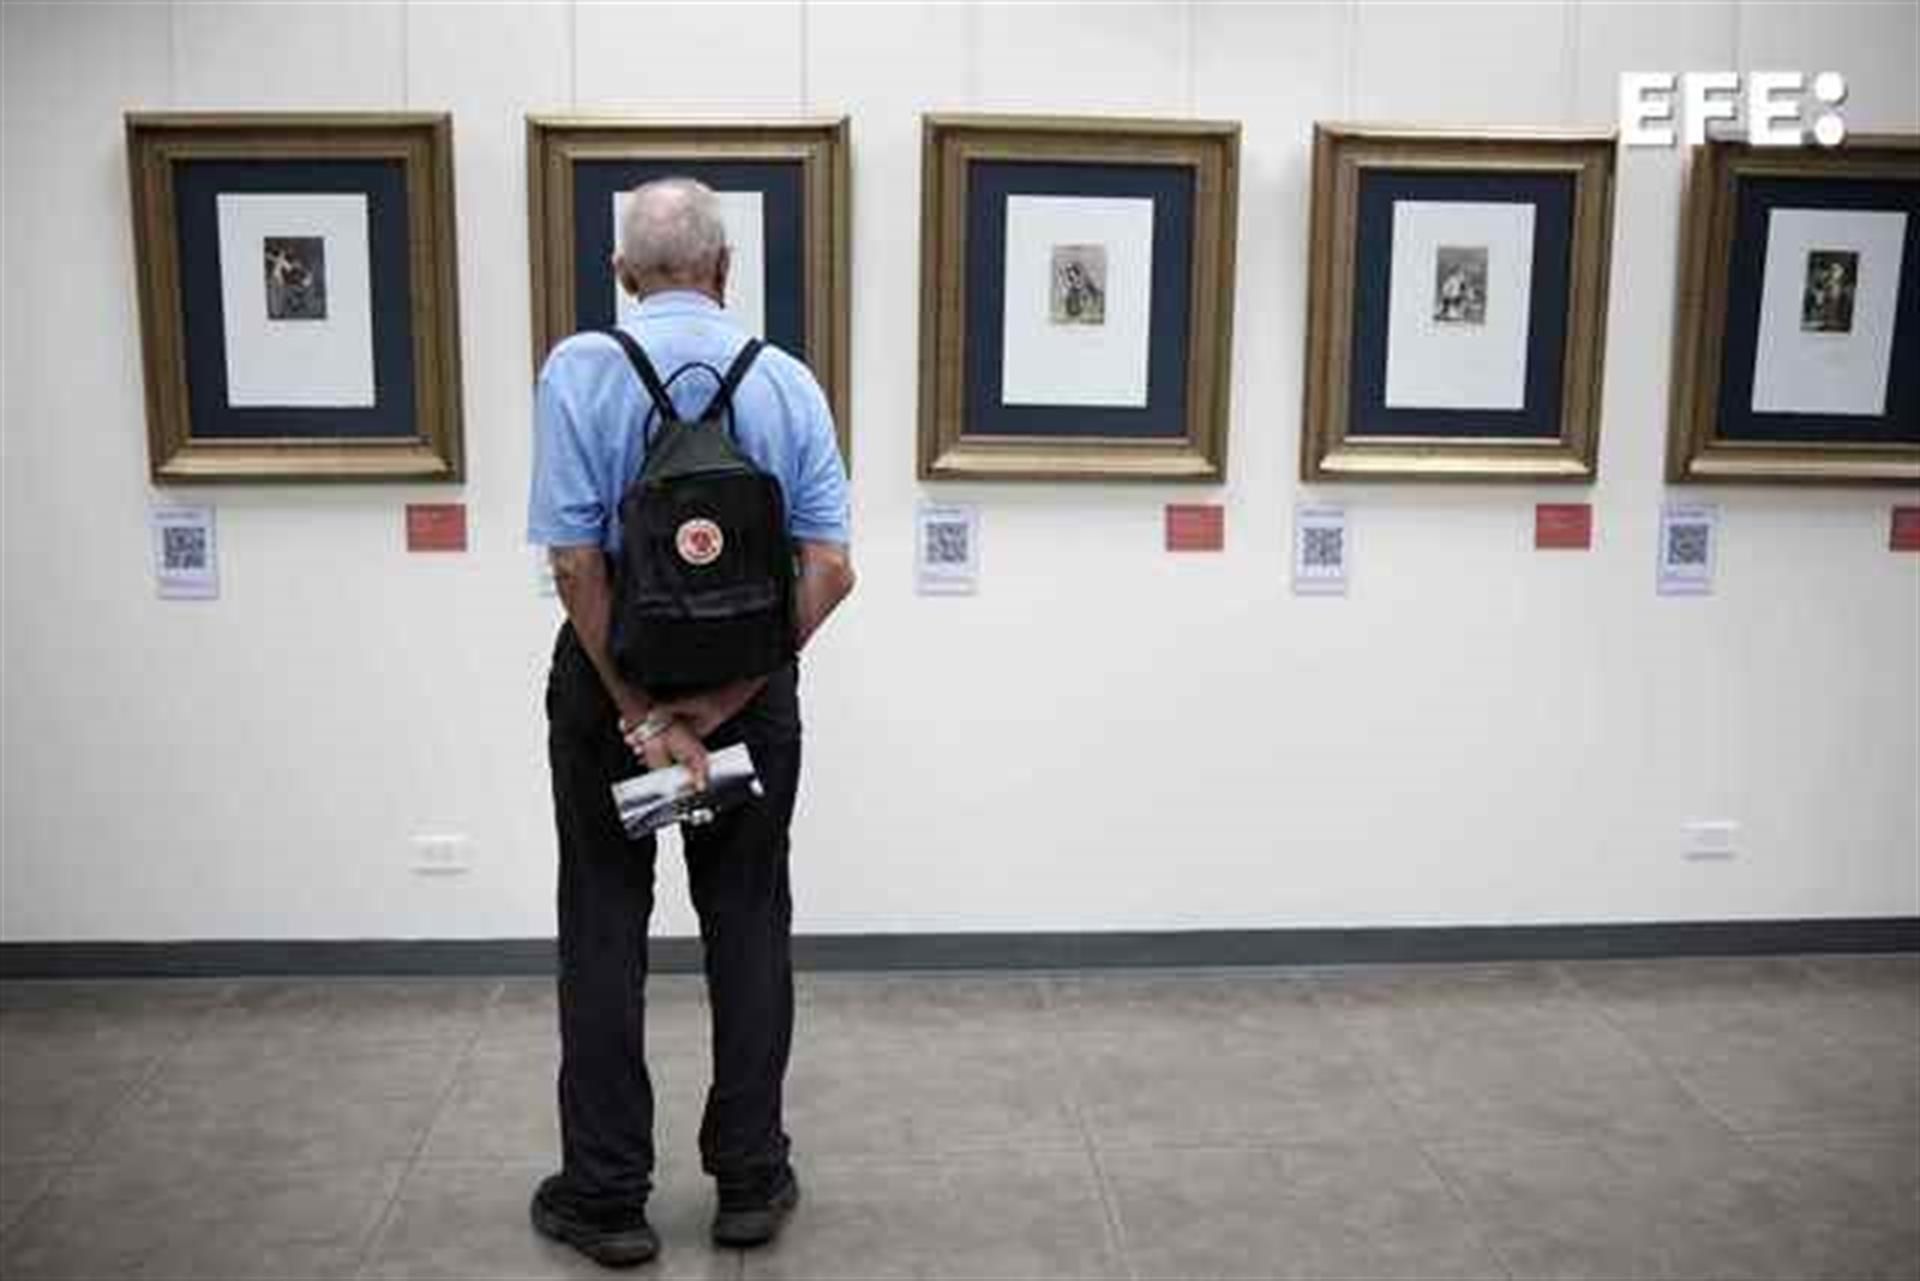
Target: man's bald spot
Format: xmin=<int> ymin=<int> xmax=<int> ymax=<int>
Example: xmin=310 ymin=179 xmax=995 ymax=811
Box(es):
xmin=618 ymin=177 xmax=728 ymax=285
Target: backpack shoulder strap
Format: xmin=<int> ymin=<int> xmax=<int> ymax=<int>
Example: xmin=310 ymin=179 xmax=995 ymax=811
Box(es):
xmin=700 ymin=339 xmax=764 ymax=424
xmin=601 ymin=328 xmax=678 ymax=425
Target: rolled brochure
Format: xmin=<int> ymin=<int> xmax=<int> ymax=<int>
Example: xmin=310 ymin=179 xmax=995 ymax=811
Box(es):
xmin=611 ymin=742 xmax=762 ymax=839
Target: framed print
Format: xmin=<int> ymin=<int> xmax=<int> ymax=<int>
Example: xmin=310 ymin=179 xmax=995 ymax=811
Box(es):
xmin=527 ymin=117 xmax=850 ymax=462
xmin=1668 ymin=136 xmax=1920 ymax=484
xmin=918 ymin=114 xmax=1240 ymax=481
xmin=1301 ymin=124 xmax=1616 ymax=482
xmin=126 ymin=113 xmax=464 ymax=483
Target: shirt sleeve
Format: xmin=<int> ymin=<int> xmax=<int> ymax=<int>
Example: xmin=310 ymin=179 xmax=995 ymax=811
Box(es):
xmin=526 ymin=356 xmax=607 ymax=548
xmin=783 ymin=365 xmax=852 ymax=545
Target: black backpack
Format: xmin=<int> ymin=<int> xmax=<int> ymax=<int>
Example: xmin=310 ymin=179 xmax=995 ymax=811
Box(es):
xmin=604 ymin=329 xmax=796 ymax=697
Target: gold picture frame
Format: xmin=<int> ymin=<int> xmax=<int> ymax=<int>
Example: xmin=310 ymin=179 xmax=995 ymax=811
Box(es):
xmin=917 ymin=114 xmax=1240 ymax=482
xmin=526 ymin=116 xmax=851 ymax=463
xmin=1667 ymin=135 xmax=1920 ymax=485
xmin=1301 ymin=123 xmax=1616 ymax=482
xmin=126 ymin=113 xmax=464 ymax=483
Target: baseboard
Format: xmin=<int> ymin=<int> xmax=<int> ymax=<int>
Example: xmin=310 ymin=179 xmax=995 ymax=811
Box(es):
xmin=1 ymin=917 xmax=1914 ymax=979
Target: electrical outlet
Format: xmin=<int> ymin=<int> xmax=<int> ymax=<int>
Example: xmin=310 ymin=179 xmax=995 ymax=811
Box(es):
xmin=1682 ymin=820 xmax=1739 ymax=861
xmin=410 ymin=834 xmax=472 ymax=876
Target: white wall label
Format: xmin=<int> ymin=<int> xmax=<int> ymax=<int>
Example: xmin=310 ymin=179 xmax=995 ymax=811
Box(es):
xmin=916 ymin=502 xmax=980 ymax=595
xmin=1293 ymin=504 xmax=1348 ymax=596
xmin=1658 ymin=503 xmax=1718 ymax=596
xmin=150 ymin=503 xmax=218 ymax=600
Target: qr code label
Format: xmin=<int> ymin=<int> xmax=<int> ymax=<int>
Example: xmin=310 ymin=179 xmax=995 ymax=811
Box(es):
xmin=1666 ymin=522 xmax=1710 ymax=567
xmin=1293 ymin=508 xmax=1348 ymax=595
xmin=1302 ymin=525 xmax=1344 ymax=570
xmin=153 ymin=505 xmax=217 ymax=598
xmin=924 ymin=520 xmax=971 ymax=567
xmin=916 ymin=504 xmax=979 ymax=594
xmin=162 ymin=525 xmax=208 ymax=571
xmin=1657 ymin=506 xmax=1716 ymax=596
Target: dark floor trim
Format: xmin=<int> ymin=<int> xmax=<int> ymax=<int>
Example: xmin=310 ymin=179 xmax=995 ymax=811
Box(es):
xmin=1 ymin=918 xmax=1914 ymax=979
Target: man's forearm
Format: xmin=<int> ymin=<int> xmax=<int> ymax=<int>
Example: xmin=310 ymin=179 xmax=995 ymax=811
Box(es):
xmin=552 ymin=540 xmax=850 ymax=732
xmin=550 ymin=547 xmax=650 ymax=719
xmin=667 ymin=543 xmax=850 ymax=732
xmin=794 ymin=541 xmax=856 ymax=651
xmin=661 ymin=676 xmax=766 ymax=736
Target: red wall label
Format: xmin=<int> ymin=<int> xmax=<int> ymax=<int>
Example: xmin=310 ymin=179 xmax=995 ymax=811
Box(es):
xmin=1892 ymin=506 xmax=1920 ymax=553
xmin=1165 ymin=504 xmax=1224 ymax=552
xmin=1535 ymin=503 xmax=1593 ymax=550
xmin=406 ymin=503 xmax=468 ymax=553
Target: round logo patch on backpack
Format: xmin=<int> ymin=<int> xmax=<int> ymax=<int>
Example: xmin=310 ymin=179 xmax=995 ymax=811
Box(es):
xmin=675 ymin=517 xmax=725 ymax=566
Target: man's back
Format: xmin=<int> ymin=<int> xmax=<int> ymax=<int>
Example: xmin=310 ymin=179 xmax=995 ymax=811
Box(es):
xmin=527 ymin=288 xmax=848 ymax=555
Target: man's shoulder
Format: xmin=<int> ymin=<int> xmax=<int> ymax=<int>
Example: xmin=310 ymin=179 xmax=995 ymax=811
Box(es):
xmin=539 ymin=330 xmax=624 ymax=385
xmin=745 ymin=342 xmax=827 ymax=410
xmin=751 ymin=340 xmax=809 ymax=380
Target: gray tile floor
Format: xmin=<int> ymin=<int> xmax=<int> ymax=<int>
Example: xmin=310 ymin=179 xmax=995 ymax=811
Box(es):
xmin=0 ymin=955 xmax=1914 ymax=1280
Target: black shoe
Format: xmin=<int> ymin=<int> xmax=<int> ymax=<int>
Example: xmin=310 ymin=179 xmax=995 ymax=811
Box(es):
xmin=530 ymin=1174 xmax=660 ymax=1268
xmin=711 ymin=1164 xmax=801 ymax=1248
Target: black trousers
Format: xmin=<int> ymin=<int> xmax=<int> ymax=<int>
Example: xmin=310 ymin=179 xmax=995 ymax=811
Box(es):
xmin=545 ymin=623 xmax=801 ymax=1208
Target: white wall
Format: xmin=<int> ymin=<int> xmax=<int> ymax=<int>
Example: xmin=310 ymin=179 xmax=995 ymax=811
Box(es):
xmin=2 ymin=0 xmax=1916 ymax=944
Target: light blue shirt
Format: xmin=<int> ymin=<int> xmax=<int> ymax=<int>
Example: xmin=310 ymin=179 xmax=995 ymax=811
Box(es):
xmin=527 ymin=291 xmax=850 ymax=552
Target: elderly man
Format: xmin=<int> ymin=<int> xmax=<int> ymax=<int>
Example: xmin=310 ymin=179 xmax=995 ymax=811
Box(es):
xmin=526 ymin=177 xmax=854 ymax=1267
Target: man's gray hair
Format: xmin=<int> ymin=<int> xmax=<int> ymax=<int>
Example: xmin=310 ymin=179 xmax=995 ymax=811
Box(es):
xmin=618 ymin=177 xmax=729 ymax=278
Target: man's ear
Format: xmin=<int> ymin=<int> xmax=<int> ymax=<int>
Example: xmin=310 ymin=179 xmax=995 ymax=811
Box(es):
xmin=712 ymin=247 xmax=731 ymax=303
xmin=612 ymin=256 xmax=637 ymax=299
